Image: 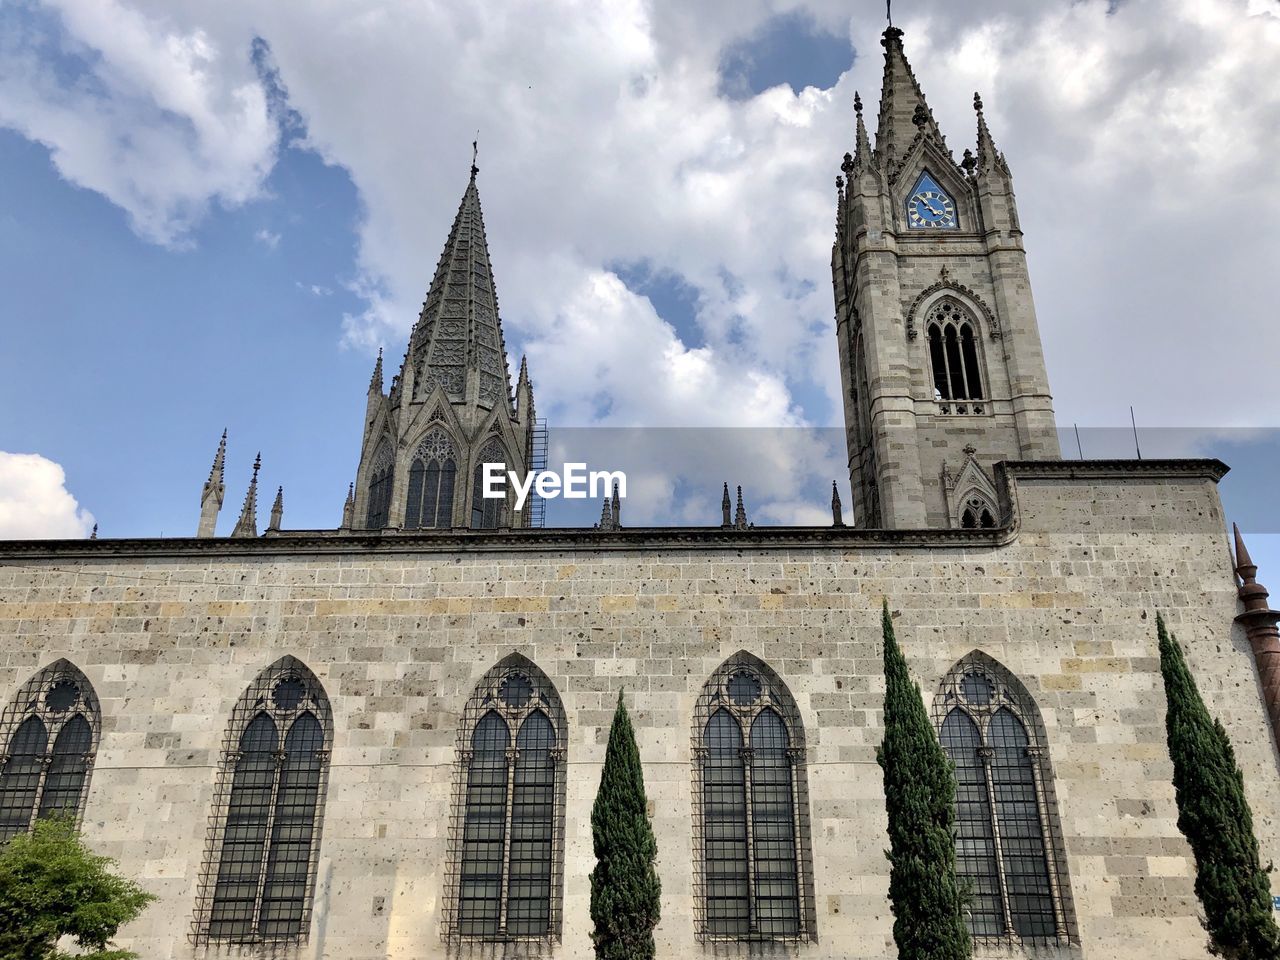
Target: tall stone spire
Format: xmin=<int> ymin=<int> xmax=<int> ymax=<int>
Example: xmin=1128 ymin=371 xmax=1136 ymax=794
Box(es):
xmin=406 ymin=161 xmax=514 ymax=411
xmin=875 ymin=26 xmax=945 ymax=172
xmin=852 ymin=92 xmax=872 ymax=169
xmin=369 ymin=348 xmax=383 ymax=394
xmin=973 ymin=92 xmax=1009 ymax=177
xmin=198 ymin=429 xmax=227 ymax=538
xmin=342 ymin=482 xmax=355 ymax=529
xmin=231 ymin=453 xmax=260 ymax=539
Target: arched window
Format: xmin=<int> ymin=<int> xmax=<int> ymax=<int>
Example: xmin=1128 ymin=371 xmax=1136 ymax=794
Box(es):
xmin=693 ymin=653 xmax=815 ymax=941
xmin=0 ymin=660 xmax=99 ymax=841
xmin=444 ymin=657 xmax=566 ymax=941
xmin=926 ymin=300 xmax=984 ymax=407
xmin=405 ymin=429 xmax=458 ymax=529
xmin=365 ymin=440 xmax=394 ymax=529
xmin=960 ymin=494 xmax=997 ymax=529
xmin=933 ymin=653 xmax=1076 ymax=945
xmin=470 ymin=437 xmax=508 ymax=529
xmin=193 ymin=658 xmax=332 ymax=945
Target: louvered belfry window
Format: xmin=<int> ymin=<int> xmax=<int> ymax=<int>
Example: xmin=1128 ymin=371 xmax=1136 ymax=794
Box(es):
xmin=692 ymin=653 xmax=816 ymax=941
xmin=0 ymin=660 xmax=99 ymax=840
xmin=193 ymin=658 xmax=332 ymax=945
xmin=933 ymin=652 xmax=1076 ymax=945
xmin=444 ymin=656 xmax=566 ymax=942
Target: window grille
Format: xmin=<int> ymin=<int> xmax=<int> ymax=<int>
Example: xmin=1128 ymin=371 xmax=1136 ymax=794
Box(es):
xmin=470 ymin=438 xmax=508 ymax=529
xmin=927 ymin=300 xmax=985 ymax=414
xmin=691 ymin=653 xmax=816 ymax=942
xmin=366 ymin=440 xmax=394 ymax=529
xmin=932 ymin=652 xmax=1076 ymax=946
xmin=192 ymin=657 xmax=332 ymax=946
xmin=443 ymin=656 xmax=566 ymax=942
xmin=405 ymin=429 xmax=458 ymax=529
xmin=0 ymin=660 xmax=99 ymax=841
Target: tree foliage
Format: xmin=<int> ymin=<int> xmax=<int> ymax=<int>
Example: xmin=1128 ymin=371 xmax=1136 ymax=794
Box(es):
xmin=1158 ymin=612 xmax=1280 ymax=959
xmin=876 ymin=601 xmax=972 ymax=960
xmin=0 ymin=816 xmax=155 ymax=960
xmin=590 ymin=690 xmax=661 ymax=960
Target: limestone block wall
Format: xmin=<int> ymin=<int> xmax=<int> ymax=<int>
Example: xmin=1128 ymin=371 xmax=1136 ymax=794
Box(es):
xmin=0 ymin=462 xmax=1272 ymax=960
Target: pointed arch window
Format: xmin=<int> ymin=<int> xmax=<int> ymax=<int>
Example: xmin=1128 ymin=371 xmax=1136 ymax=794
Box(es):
xmin=0 ymin=660 xmax=99 ymax=841
xmin=960 ymin=494 xmax=997 ymax=529
xmin=933 ymin=653 xmax=1076 ymax=945
xmin=405 ymin=429 xmax=458 ymax=529
xmin=927 ymin=300 xmax=985 ymax=413
xmin=444 ymin=658 xmax=566 ymax=941
xmin=366 ymin=440 xmax=394 ymax=529
xmin=470 ymin=437 xmax=509 ymax=529
xmin=193 ymin=658 xmax=332 ymax=945
xmin=693 ymin=654 xmax=815 ymax=942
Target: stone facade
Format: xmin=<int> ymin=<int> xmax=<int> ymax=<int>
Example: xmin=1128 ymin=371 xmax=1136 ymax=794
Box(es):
xmin=0 ymin=460 xmax=1275 ymax=959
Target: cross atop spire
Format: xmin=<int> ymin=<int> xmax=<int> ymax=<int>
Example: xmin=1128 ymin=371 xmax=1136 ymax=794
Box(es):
xmin=875 ymin=26 xmax=945 ymax=172
xmin=405 ymin=164 xmax=514 ymax=411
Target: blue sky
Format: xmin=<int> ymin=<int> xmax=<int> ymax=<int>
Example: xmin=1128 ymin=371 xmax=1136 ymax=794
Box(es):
xmin=1 ymin=0 xmax=1279 ymax=574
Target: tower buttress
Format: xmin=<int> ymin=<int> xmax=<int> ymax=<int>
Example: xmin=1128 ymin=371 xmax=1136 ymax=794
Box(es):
xmin=833 ymin=27 xmax=1059 ymax=530
xmin=197 ymin=429 xmax=227 ymax=538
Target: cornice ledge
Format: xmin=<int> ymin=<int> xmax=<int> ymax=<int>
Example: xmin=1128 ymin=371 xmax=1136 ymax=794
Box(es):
xmin=998 ymin=458 xmax=1230 ymax=483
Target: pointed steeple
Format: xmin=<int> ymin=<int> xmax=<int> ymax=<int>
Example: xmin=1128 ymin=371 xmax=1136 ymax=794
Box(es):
xmin=831 ymin=481 xmax=845 ymax=528
xmin=369 ymin=348 xmax=384 ymax=394
xmin=198 ymin=429 xmax=227 ymax=538
xmin=853 ymin=91 xmax=872 ymax=169
xmin=611 ymin=481 xmax=621 ymax=529
xmin=405 ymin=160 xmax=515 ymax=411
xmin=875 ymin=27 xmax=945 ymax=173
xmin=721 ymin=482 xmax=732 ymax=528
xmin=231 ymin=453 xmax=260 ymax=538
xmin=342 ymin=482 xmax=355 ymax=529
xmin=973 ymin=92 xmax=1010 ymax=177
xmin=268 ymin=486 xmax=284 ymax=532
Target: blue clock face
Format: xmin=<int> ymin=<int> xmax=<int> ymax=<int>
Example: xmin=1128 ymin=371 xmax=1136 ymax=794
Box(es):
xmin=906 ymin=172 xmax=957 ymax=229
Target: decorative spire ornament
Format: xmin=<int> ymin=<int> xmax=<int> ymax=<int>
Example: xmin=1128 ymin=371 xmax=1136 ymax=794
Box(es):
xmin=268 ymin=486 xmax=284 ymax=532
xmin=832 ymin=482 xmax=845 ymax=528
xmin=231 ymin=453 xmax=261 ymax=539
xmin=198 ymin=429 xmax=227 ymax=538
xmin=721 ymin=482 xmax=732 ymax=528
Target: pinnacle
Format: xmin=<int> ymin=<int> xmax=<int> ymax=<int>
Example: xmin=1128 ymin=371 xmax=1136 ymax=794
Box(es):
xmin=875 ymin=24 xmax=945 ymax=170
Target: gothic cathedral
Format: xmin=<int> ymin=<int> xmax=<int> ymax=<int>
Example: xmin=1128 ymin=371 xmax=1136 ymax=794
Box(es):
xmin=0 ymin=25 xmax=1277 ymax=960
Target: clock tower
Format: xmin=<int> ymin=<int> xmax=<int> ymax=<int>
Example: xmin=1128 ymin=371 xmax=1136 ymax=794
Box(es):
xmin=832 ymin=27 xmax=1060 ymax=529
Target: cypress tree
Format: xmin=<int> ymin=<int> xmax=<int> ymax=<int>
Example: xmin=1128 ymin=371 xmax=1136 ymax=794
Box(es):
xmin=1158 ymin=612 xmax=1280 ymax=959
xmin=590 ymin=690 xmax=661 ymax=960
xmin=876 ymin=601 xmax=972 ymax=960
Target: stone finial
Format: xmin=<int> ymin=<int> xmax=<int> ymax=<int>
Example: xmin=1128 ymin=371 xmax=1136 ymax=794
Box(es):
xmin=1231 ymin=523 xmax=1280 ymax=761
xmin=611 ymin=480 xmax=621 ymax=529
xmin=854 ymin=91 xmax=862 ymax=116
xmin=599 ymin=497 xmax=614 ymax=531
xmin=721 ymin=482 xmax=732 ymax=528
xmin=963 ymin=443 xmax=977 ymax=459
xmin=342 ymin=482 xmax=355 ymax=529
xmin=912 ymin=102 xmax=930 ymax=129
xmin=831 ymin=482 xmax=844 ymax=528
xmin=231 ymin=453 xmax=261 ymax=539
xmin=268 ymin=486 xmax=284 ymax=532
xmin=734 ymin=486 xmax=749 ymax=530
xmin=89 ymin=523 xmax=98 ymax=540
xmin=973 ymin=91 xmax=984 ymax=116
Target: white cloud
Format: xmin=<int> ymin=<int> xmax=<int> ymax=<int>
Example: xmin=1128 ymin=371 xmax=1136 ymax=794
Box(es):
xmin=0 ymin=452 xmax=95 ymax=539
xmin=5 ymin=0 xmax=1280 ymax=443
xmin=255 ymin=227 xmax=280 ymax=249
xmin=0 ymin=0 xmax=277 ymax=245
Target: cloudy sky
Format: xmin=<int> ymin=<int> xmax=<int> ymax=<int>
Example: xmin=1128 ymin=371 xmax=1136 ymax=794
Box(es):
xmin=1 ymin=0 xmax=1278 ymax=555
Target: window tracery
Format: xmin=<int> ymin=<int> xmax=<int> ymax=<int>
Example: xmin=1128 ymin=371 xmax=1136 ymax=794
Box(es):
xmin=192 ymin=658 xmax=332 ymax=945
xmin=405 ymin=429 xmax=458 ymax=529
xmin=927 ymin=300 xmax=985 ymax=415
xmin=365 ymin=439 xmax=394 ymax=529
xmin=0 ymin=660 xmax=99 ymax=840
xmin=933 ymin=653 xmax=1075 ymax=945
xmin=443 ymin=657 xmax=566 ymax=942
xmin=470 ymin=437 xmax=508 ymax=529
xmin=692 ymin=654 xmax=815 ymax=941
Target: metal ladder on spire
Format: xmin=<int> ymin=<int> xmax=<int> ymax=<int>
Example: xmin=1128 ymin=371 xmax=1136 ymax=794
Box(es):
xmin=526 ymin=417 xmax=548 ymax=527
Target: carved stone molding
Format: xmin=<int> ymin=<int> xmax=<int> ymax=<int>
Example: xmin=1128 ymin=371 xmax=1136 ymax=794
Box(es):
xmin=906 ymin=280 xmax=1000 ymax=340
